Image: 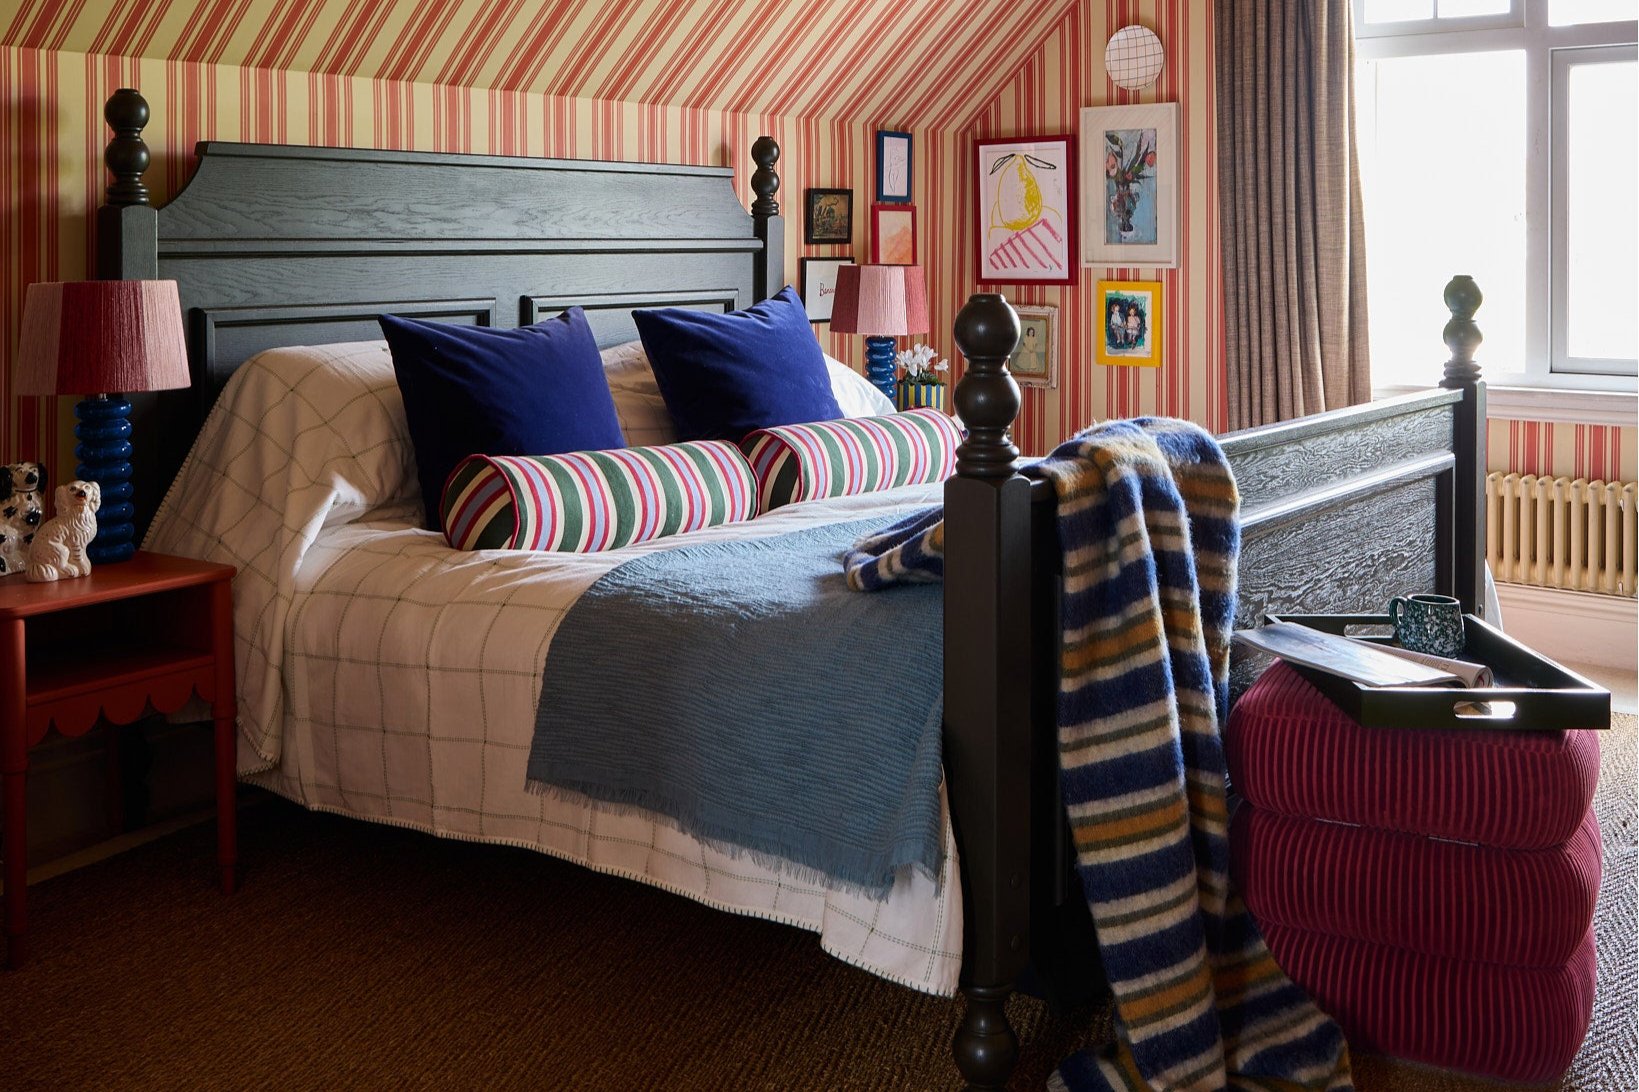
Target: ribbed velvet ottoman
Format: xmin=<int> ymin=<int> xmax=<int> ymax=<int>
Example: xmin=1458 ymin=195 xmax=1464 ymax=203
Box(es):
xmin=1225 ymin=662 xmax=1603 ymax=1083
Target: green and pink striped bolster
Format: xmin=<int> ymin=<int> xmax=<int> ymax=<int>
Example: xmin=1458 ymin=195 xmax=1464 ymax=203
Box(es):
xmin=740 ymin=408 xmax=962 ymax=513
xmin=440 ymin=442 xmax=758 ymax=552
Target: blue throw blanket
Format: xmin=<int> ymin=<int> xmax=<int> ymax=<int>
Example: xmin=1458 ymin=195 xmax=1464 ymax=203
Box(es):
xmin=848 ymin=418 xmax=1353 ymax=1092
xmin=526 ymin=516 xmax=945 ymax=896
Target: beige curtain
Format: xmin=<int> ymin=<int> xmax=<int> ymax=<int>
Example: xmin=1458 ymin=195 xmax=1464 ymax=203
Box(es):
xmin=1217 ymin=0 xmax=1371 ymax=430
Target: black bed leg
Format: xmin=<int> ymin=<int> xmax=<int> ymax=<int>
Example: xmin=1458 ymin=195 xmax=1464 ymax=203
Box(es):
xmin=954 ymin=983 xmax=1019 ymax=1090
xmin=945 ymin=294 xmax=1033 ymax=1091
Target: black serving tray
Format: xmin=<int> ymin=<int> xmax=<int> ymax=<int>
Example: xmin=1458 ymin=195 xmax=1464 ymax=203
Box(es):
xmin=1263 ymin=612 xmax=1611 ymax=732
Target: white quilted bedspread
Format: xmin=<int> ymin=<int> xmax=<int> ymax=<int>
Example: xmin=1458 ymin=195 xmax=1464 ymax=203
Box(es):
xmin=145 ymin=341 xmax=962 ymax=995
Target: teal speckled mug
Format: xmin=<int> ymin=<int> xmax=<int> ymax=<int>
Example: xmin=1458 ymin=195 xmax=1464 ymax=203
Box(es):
xmin=1388 ymin=593 xmax=1466 ymax=658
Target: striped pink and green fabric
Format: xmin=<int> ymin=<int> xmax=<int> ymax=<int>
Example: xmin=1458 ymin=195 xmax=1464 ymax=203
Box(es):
xmin=440 ymin=442 xmax=757 ymax=552
xmin=740 ymin=408 xmax=961 ymax=513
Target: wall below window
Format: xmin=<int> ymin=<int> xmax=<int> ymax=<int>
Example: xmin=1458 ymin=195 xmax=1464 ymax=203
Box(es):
xmin=1488 ymin=417 xmax=1635 ymax=481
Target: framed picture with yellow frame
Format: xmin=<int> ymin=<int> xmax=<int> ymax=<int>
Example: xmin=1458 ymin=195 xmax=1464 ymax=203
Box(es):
xmin=1095 ymin=279 xmax=1163 ymax=367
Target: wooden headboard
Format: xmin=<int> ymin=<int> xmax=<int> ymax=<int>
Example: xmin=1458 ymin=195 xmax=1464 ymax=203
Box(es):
xmin=95 ymin=89 xmax=786 ymax=533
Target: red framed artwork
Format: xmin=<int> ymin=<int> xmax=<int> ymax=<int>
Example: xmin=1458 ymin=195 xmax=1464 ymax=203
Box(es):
xmin=870 ymin=203 xmax=917 ymax=265
xmin=974 ymin=134 xmax=1077 ymax=286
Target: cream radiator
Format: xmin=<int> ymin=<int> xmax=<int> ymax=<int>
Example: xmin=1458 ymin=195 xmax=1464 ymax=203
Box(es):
xmin=1486 ymin=473 xmax=1637 ymax=597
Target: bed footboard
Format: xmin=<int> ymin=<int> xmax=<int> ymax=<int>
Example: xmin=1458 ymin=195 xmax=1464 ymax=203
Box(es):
xmin=941 ymin=281 xmax=1487 ymax=1089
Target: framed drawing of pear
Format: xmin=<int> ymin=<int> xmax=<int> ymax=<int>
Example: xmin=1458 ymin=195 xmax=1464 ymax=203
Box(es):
xmin=975 ymin=135 xmax=1077 ymax=286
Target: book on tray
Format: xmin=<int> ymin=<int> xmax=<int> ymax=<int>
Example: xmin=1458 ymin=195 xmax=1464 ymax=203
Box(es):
xmin=1233 ymin=622 xmax=1494 ymax=689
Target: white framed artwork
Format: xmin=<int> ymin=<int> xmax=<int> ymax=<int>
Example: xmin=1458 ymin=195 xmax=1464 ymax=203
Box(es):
xmin=1080 ymin=102 xmax=1178 ymax=269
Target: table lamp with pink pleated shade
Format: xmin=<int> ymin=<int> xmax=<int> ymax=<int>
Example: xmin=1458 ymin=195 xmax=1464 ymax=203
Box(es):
xmin=14 ymin=279 xmax=189 ymax=564
xmin=830 ymin=264 xmax=929 ymax=401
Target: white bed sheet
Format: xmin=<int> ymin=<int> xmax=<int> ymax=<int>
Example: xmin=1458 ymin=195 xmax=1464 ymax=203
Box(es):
xmin=144 ymin=342 xmax=962 ymax=995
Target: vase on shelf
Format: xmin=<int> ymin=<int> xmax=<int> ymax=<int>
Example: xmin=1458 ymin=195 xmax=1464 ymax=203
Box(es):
xmin=895 ymin=381 xmax=947 ymax=413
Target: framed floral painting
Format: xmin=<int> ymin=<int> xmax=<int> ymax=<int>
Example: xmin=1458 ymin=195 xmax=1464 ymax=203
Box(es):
xmin=1080 ymin=103 xmax=1177 ymax=268
xmin=975 ymin=135 xmax=1076 ymax=285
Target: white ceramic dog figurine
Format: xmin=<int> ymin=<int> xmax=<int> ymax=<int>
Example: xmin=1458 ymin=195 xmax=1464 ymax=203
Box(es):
xmin=26 ymin=480 xmax=101 ymax=583
xmin=0 ymin=461 xmax=46 ymax=577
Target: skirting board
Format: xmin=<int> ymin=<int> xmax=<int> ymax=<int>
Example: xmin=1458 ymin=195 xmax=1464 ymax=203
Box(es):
xmin=1495 ymin=583 xmax=1638 ymax=672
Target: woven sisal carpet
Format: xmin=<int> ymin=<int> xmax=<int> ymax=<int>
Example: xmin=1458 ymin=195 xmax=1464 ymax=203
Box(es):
xmin=3 ymin=714 xmax=1632 ymax=1091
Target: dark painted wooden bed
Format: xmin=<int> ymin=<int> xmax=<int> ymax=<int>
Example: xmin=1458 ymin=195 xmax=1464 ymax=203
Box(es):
xmin=96 ymin=88 xmax=1488 ymax=1090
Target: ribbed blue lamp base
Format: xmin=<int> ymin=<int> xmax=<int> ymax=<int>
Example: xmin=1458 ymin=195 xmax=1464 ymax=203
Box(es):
xmin=864 ymin=336 xmax=897 ymax=401
xmin=75 ymin=395 xmax=136 ymax=565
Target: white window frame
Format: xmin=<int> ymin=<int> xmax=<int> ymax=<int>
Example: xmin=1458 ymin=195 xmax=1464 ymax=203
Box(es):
xmin=1355 ymin=0 xmax=1638 ymax=395
xmin=1551 ymin=42 xmax=1638 ymax=377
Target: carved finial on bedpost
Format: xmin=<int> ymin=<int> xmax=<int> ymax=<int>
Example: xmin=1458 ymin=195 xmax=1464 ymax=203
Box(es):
xmin=1439 ymin=275 xmax=1488 ymax=618
xmin=952 ymin=294 xmax=1023 ymax=480
xmin=1441 ymin=275 xmax=1483 ymax=389
xmin=750 ymin=137 xmax=780 ymax=218
xmin=104 ymin=89 xmax=152 ymax=207
xmin=749 ymin=138 xmax=783 ymax=302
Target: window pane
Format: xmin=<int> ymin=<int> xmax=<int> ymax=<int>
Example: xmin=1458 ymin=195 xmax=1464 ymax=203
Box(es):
xmin=1365 ymin=0 xmax=1435 ymax=21
xmin=1550 ymin=0 xmax=1638 ymax=25
xmin=1565 ymin=59 xmax=1638 ymax=363
xmin=1356 ymin=51 xmax=1526 ymax=384
xmin=1438 ymin=0 xmax=1512 ymax=16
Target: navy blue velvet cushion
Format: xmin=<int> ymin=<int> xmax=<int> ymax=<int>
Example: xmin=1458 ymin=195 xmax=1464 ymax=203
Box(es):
xmin=380 ymin=308 xmax=625 ymax=531
xmin=632 ymin=285 xmax=843 ymax=442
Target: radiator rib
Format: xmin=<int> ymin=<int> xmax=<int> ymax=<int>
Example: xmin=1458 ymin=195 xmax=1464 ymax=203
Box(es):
xmin=1486 ymin=473 xmax=1637 ymax=598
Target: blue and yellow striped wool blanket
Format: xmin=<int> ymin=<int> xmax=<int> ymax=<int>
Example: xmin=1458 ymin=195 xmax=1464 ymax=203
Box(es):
xmin=847 ymin=418 xmax=1353 ymax=1092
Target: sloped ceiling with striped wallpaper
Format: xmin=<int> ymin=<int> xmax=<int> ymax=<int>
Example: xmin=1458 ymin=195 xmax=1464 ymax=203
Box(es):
xmin=2 ymin=0 xmax=1076 ymax=130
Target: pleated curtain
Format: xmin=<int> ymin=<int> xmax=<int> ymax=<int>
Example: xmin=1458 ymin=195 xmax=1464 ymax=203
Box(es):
xmin=1216 ymin=0 xmax=1372 ymax=430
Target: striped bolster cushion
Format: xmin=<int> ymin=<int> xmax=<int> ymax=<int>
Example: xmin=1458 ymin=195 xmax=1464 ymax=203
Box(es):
xmin=740 ymin=408 xmax=962 ymax=512
xmin=440 ymin=442 xmax=757 ymax=552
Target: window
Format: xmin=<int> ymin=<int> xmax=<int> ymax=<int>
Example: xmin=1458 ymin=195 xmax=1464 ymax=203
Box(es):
xmin=1354 ymin=0 xmax=1637 ymax=390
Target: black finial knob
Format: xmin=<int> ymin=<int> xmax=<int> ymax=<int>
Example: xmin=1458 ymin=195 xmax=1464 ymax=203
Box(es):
xmin=751 ymin=136 xmax=780 ymax=218
xmin=104 ymin=88 xmax=151 ymax=207
xmin=952 ymin=293 xmax=1023 ymax=480
xmin=1441 ymin=274 xmax=1483 ymax=389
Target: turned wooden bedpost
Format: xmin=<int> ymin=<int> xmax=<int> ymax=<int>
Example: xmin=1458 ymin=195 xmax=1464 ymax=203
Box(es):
xmin=96 ymin=88 xmax=170 ymax=552
xmin=945 ymin=294 xmax=1032 ymax=1091
xmin=1439 ymin=275 xmax=1488 ymax=618
xmin=749 ymin=137 xmax=784 ymax=302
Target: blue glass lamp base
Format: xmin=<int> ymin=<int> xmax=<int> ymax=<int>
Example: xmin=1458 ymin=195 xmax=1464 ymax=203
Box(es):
xmin=74 ymin=395 xmax=136 ymax=565
xmin=864 ymin=336 xmax=897 ymax=401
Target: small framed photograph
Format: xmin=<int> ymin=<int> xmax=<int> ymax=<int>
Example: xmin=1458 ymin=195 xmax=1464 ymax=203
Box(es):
xmin=800 ymin=256 xmax=854 ymax=323
xmin=870 ymin=204 xmax=917 ymax=265
xmin=1008 ymin=305 xmax=1060 ymax=387
xmin=875 ymin=130 xmax=913 ymax=203
xmin=804 ymin=188 xmax=853 ymax=244
xmin=1081 ymin=103 xmax=1178 ymax=268
xmin=1096 ymin=280 xmax=1163 ymax=367
xmin=975 ymin=135 xmax=1076 ymax=285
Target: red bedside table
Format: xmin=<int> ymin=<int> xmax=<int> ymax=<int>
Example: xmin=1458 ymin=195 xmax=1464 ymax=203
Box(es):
xmin=0 ymin=551 xmax=237 ymax=968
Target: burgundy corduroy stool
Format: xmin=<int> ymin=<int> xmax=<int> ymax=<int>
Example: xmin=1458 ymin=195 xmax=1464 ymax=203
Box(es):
xmin=1225 ymin=662 xmax=1602 ymax=1084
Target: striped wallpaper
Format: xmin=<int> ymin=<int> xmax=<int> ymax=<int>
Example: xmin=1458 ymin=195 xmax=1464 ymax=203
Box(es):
xmin=0 ymin=0 xmax=1626 ymax=481
xmin=1487 ymin=418 xmax=1635 ymax=483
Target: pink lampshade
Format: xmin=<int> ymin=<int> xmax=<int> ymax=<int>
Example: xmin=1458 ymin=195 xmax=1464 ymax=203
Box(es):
xmin=15 ymin=279 xmax=189 ymax=396
xmin=830 ymin=264 xmax=929 ymax=337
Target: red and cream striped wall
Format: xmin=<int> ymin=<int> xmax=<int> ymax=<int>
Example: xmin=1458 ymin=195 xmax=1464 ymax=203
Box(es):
xmin=1 ymin=0 xmax=1627 ymax=480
